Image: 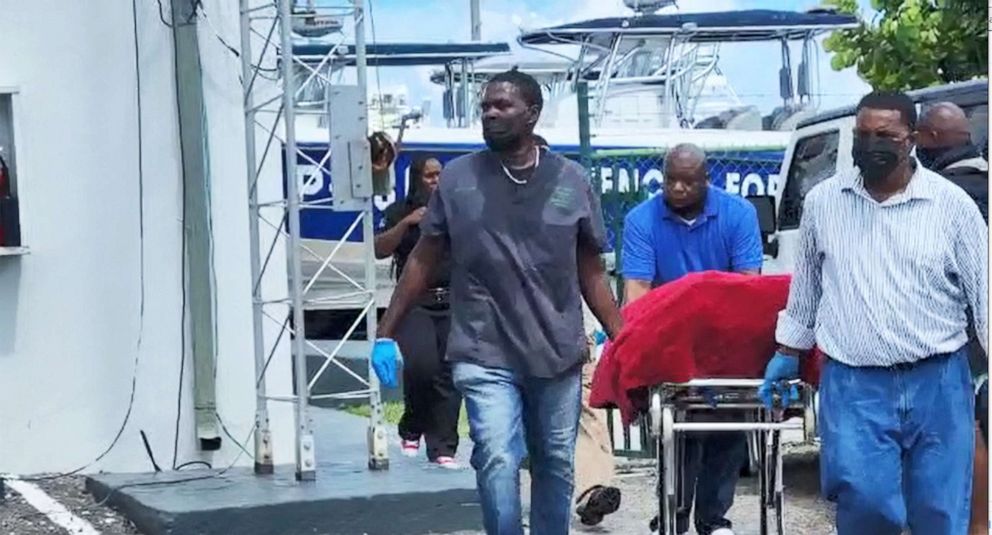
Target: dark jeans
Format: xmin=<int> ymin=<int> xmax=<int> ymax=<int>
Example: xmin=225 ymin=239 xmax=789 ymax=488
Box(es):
xmin=676 ymin=432 xmax=748 ymax=535
xmin=395 ymin=305 xmax=460 ymax=461
xmin=819 ymin=349 xmax=974 ymax=535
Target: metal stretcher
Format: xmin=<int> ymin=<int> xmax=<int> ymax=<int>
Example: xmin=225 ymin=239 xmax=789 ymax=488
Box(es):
xmin=647 ymin=379 xmax=816 ymax=534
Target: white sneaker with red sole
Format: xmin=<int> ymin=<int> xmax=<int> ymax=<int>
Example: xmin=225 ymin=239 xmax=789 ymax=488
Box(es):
xmin=433 ymin=456 xmax=461 ymax=470
xmin=400 ymin=439 xmax=420 ymax=457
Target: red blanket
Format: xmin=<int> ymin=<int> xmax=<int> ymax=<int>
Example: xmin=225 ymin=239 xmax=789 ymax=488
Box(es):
xmin=590 ymin=271 xmax=822 ymax=424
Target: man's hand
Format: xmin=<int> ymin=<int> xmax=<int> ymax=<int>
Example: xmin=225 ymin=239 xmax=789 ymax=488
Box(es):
xmin=758 ymin=350 xmax=800 ymax=408
xmin=371 ymin=338 xmax=403 ymax=388
xmin=402 ymin=207 xmax=427 ymax=227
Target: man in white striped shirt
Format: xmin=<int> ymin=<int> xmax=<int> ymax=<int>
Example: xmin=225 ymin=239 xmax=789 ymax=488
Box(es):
xmin=759 ymin=92 xmax=988 ymax=535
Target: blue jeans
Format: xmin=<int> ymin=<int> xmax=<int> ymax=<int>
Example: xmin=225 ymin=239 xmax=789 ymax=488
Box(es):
xmin=678 ymin=432 xmax=748 ymax=534
xmin=819 ymin=349 xmax=975 ymax=535
xmin=452 ymin=361 xmax=582 ymax=535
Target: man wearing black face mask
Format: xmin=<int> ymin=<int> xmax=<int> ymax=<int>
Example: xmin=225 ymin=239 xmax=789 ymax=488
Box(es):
xmin=918 ymin=102 xmax=988 ymax=221
xmin=372 ymin=69 xmax=624 ymax=535
xmin=761 ymin=91 xmax=988 ymax=535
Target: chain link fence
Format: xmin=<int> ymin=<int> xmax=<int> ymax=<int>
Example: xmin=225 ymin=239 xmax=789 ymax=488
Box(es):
xmin=589 ymin=147 xmax=786 ymax=255
xmin=586 ymin=147 xmax=786 ymax=459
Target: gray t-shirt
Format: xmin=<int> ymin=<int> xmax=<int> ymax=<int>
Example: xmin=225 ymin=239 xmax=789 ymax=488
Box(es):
xmin=420 ymin=149 xmax=607 ymax=378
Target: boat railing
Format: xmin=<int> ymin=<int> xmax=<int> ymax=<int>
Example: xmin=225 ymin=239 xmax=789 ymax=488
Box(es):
xmin=518 ymin=9 xmax=861 ymax=130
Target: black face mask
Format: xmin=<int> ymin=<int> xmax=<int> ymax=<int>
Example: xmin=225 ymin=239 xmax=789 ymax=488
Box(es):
xmin=483 ymin=122 xmax=522 ymax=152
xmin=853 ymin=136 xmax=904 ymax=183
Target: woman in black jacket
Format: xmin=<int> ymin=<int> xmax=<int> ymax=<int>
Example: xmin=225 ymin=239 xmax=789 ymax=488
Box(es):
xmin=374 ymin=156 xmax=460 ymax=468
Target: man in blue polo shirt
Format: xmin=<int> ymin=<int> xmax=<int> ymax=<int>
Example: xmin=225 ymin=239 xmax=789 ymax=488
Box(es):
xmin=622 ymin=143 xmax=763 ymax=535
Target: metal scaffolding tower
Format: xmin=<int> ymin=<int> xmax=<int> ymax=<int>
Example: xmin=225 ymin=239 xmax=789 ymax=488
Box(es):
xmin=238 ymin=0 xmax=386 ymax=481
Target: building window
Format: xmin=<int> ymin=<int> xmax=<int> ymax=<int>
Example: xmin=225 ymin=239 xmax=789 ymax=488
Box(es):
xmin=0 ymin=91 xmax=23 ymax=250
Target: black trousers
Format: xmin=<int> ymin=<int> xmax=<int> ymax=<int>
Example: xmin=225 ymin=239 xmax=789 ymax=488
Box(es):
xmin=966 ymin=316 xmax=988 ymax=442
xmin=395 ymin=304 xmax=460 ymax=460
xmin=967 ymin=337 xmax=988 ymax=442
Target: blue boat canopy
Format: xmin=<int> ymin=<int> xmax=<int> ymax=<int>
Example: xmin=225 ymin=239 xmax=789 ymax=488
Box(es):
xmin=518 ymin=9 xmax=859 ymax=45
xmin=293 ymin=42 xmax=512 ymax=67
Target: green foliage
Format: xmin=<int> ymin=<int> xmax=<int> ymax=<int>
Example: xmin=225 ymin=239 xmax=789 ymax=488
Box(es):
xmin=823 ymin=0 xmax=988 ymax=91
xmin=344 ymin=401 xmax=471 ymax=437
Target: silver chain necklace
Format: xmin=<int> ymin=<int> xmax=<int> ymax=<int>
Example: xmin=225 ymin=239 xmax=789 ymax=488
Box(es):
xmin=499 ymin=146 xmax=540 ymax=185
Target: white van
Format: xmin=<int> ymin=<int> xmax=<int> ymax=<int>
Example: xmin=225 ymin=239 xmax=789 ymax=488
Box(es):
xmin=762 ymin=79 xmax=988 ymax=274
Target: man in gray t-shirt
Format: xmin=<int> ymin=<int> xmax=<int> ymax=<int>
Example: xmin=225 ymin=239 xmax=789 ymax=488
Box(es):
xmin=373 ymin=69 xmax=623 ymax=535
xmin=420 ymin=148 xmax=604 ymax=377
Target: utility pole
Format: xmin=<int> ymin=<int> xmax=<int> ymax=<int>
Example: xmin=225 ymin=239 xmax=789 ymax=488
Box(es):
xmin=470 ymin=0 xmax=481 ymax=41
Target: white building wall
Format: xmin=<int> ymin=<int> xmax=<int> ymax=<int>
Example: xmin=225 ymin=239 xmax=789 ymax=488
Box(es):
xmin=0 ymin=0 xmax=294 ymax=474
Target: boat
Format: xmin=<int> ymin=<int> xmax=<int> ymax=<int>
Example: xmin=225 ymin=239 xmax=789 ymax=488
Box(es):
xmin=287 ymin=5 xmax=859 ymax=329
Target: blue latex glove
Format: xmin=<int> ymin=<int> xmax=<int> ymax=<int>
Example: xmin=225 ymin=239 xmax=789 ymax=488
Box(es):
xmin=758 ymin=351 xmax=800 ymax=409
xmin=592 ymin=330 xmax=608 ymax=346
xmin=371 ymin=338 xmax=403 ymax=388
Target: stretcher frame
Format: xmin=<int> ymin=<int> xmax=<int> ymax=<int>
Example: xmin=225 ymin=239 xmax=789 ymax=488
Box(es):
xmin=647 ymin=379 xmax=816 ymax=534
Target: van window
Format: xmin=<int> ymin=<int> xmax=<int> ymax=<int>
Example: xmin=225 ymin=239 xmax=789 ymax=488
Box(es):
xmin=778 ymin=130 xmax=839 ymax=230
xmin=965 ymin=104 xmax=988 ymax=157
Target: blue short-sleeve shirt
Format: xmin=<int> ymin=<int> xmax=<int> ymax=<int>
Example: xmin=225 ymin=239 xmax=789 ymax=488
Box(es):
xmin=621 ymin=186 xmax=763 ymax=285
